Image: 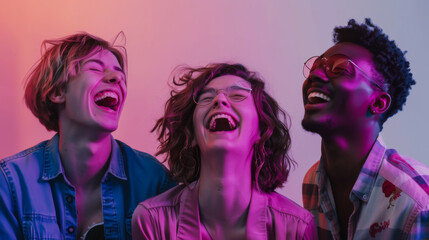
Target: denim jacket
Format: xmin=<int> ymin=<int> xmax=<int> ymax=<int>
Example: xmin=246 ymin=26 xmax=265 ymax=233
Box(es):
xmin=0 ymin=134 xmax=176 ymax=240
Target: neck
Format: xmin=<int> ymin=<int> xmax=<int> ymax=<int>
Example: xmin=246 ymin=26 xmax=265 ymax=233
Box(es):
xmin=58 ymin=127 xmax=112 ymax=189
xmin=320 ymin=125 xmax=379 ymax=188
xmin=198 ymin=149 xmax=253 ymax=237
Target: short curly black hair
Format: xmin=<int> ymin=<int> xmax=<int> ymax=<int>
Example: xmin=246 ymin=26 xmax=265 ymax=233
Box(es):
xmin=333 ymin=18 xmax=415 ymax=128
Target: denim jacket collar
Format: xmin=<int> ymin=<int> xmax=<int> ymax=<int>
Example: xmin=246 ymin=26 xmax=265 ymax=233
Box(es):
xmin=41 ymin=133 xmax=127 ymax=182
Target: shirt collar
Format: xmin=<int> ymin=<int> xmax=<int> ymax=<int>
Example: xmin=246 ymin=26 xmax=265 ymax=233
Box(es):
xmin=351 ymin=135 xmax=386 ymax=202
xmin=41 ymin=133 xmax=62 ymax=181
xmin=317 ymin=136 xmax=387 ymax=203
xmin=245 ymin=188 xmax=269 ymax=239
xmin=105 ymin=136 xmax=127 ymax=181
xmin=41 ymin=134 xmax=127 ymax=181
xmin=177 ymin=181 xmax=201 ymax=239
xmin=176 ymin=181 xmax=268 ymax=239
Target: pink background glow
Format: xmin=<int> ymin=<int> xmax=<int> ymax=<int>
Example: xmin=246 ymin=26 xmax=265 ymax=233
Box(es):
xmin=1 ymin=1 xmax=428 ymax=205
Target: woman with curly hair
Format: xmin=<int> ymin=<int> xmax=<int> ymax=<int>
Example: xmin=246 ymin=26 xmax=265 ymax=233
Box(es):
xmin=132 ymin=63 xmax=316 ymax=239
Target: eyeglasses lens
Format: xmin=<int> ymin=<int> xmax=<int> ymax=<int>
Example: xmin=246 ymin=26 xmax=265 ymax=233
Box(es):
xmin=327 ymin=55 xmax=349 ymax=77
xmin=195 ymin=86 xmax=251 ymax=105
xmin=304 ymin=55 xmax=350 ymax=78
xmin=303 ymin=57 xmax=317 ymax=78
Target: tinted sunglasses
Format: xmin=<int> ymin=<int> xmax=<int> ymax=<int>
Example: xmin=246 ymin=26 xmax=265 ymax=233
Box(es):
xmin=303 ymin=54 xmax=385 ymax=91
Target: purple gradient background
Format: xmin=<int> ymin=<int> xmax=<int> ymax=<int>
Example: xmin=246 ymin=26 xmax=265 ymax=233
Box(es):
xmin=1 ymin=1 xmax=428 ymax=205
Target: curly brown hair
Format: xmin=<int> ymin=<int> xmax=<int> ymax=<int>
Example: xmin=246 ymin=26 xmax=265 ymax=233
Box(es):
xmin=153 ymin=63 xmax=295 ymax=193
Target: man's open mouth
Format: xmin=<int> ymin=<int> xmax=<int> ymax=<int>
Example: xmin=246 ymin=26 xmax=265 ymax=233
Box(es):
xmin=206 ymin=113 xmax=238 ymax=132
xmin=307 ymin=91 xmax=331 ymax=104
xmin=94 ymin=90 xmax=120 ymax=111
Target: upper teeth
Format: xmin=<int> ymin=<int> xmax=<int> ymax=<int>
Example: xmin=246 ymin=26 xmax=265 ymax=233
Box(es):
xmin=95 ymin=91 xmax=118 ymax=102
xmin=308 ymin=92 xmax=331 ymax=102
xmin=209 ymin=114 xmax=237 ymax=130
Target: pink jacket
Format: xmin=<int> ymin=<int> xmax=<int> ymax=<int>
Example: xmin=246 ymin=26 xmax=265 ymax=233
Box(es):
xmin=132 ymin=181 xmax=317 ymax=239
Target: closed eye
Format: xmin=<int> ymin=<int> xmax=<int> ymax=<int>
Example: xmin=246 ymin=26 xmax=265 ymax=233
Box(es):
xmin=83 ymin=59 xmax=104 ymax=73
xmin=229 ymin=93 xmax=247 ymax=100
xmin=198 ymin=94 xmax=215 ymax=103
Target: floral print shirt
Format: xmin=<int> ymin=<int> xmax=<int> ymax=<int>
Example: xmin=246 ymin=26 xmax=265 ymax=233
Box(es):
xmin=302 ymin=137 xmax=429 ymax=239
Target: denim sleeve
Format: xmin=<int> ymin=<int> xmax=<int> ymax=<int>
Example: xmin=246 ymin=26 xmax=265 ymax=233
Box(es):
xmin=0 ymin=165 xmax=22 ymax=239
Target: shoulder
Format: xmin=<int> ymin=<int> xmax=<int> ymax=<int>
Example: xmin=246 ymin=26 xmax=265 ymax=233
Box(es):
xmin=139 ymin=184 xmax=187 ymax=210
xmin=0 ymin=140 xmax=49 ymax=177
xmin=116 ymin=140 xmax=158 ymax=162
xmin=267 ymin=192 xmax=314 ymax=224
xmin=303 ymin=161 xmax=320 ymax=185
xmin=0 ymin=140 xmax=51 ymax=211
xmin=115 ymin=140 xmax=168 ymax=173
xmin=381 ymin=149 xmax=429 ymax=207
xmin=132 ymin=185 xmax=187 ymax=240
xmin=302 ymin=161 xmax=321 ymax=210
xmin=265 ymin=192 xmax=317 ymax=239
xmin=132 ymin=184 xmax=188 ymax=239
xmin=1 ymin=140 xmax=48 ymax=166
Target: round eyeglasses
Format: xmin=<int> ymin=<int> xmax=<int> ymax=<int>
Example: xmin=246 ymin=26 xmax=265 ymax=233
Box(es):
xmin=303 ymin=54 xmax=386 ymax=91
xmin=193 ymin=85 xmax=252 ymax=106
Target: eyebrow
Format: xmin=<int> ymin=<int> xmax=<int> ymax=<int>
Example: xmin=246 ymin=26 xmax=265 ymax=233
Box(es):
xmin=83 ymin=59 xmax=125 ymax=75
xmin=200 ymin=85 xmax=251 ymax=93
xmin=199 ymin=87 xmax=216 ymax=94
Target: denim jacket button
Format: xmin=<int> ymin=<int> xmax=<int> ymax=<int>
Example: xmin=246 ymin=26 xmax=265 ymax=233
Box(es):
xmin=67 ymin=226 xmax=75 ymax=233
xmin=66 ymin=195 xmax=74 ymax=203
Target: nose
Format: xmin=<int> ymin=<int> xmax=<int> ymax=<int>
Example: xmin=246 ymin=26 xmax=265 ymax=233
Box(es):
xmin=104 ymin=70 xmax=124 ymax=84
xmin=212 ymin=91 xmax=230 ymax=108
xmin=308 ymin=67 xmax=329 ymax=83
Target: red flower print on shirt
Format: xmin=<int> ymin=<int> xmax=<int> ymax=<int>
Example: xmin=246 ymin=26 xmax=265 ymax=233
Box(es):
xmin=382 ymin=180 xmax=395 ymax=197
xmin=382 ymin=180 xmax=402 ymax=209
xmin=369 ymin=220 xmax=390 ymax=238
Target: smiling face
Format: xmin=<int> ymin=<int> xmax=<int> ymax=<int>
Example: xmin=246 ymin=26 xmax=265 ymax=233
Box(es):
xmin=57 ymin=48 xmax=127 ymax=133
xmin=302 ymin=42 xmax=379 ymax=136
xmin=193 ymin=75 xmax=260 ymax=156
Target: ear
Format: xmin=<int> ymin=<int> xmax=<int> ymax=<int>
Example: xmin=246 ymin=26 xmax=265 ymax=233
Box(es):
xmin=370 ymin=92 xmax=391 ymax=114
xmin=48 ymin=89 xmax=66 ymax=104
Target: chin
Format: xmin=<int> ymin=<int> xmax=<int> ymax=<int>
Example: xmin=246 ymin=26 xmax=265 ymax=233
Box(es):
xmin=206 ymin=141 xmax=235 ymax=152
xmin=302 ymin=119 xmax=316 ymax=133
xmin=97 ymin=122 xmax=119 ymax=132
xmin=301 ymin=118 xmax=328 ymax=136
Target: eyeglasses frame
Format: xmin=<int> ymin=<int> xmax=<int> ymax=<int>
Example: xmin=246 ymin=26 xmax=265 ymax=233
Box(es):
xmin=303 ymin=54 xmax=387 ymax=91
xmin=193 ymin=85 xmax=253 ymax=106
